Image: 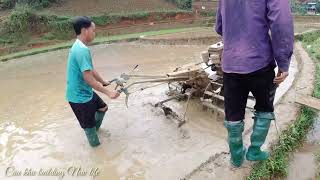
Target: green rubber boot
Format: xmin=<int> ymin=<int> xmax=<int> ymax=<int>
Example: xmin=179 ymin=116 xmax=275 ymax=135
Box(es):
xmin=84 ymin=127 xmax=100 ymax=147
xmin=224 ymin=120 xmax=246 ymax=167
xmin=95 ymin=111 xmax=106 ymax=131
xmin=246 ymin=111 xmax=275 ymax=161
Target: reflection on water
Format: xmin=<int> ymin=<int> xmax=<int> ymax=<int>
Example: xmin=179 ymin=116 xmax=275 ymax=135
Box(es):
xmin=287 ymin=116 xmax=320 ymax=180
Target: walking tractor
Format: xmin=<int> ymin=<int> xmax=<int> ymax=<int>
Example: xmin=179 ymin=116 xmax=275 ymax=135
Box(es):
xmin=108 ymin=42 xmax=225 ymax=127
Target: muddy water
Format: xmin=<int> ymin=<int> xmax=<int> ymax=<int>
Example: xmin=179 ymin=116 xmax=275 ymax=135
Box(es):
xmin=287 ymin=116 xmax=320 ymax=180
xmin=0 ymin=42 xmax=229 ymax=180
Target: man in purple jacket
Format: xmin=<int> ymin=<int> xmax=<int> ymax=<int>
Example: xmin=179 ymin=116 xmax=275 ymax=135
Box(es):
xmin=215 ymin=0 xmax=294 ymax=167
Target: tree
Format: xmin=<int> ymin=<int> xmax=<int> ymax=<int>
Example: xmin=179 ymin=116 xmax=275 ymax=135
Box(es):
xmin=316 ymin=2 xmax=320 ymax=13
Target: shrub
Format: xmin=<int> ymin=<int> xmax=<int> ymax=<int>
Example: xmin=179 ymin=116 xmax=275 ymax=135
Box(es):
xmin=166 ymin=0 xmax=192 ymax=10
xmin=1 ymin=0 xmax=60 ymax=9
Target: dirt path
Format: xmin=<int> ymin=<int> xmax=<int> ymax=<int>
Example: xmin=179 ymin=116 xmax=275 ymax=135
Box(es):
xmin=45 ymin=0 xmax=178 ymax=15
xmin=139 ymin=27 xmax=221 ymax=45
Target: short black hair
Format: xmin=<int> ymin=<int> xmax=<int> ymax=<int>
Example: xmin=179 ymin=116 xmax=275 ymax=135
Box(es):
xmin=72 ymin=16 xmax=93 ymax=35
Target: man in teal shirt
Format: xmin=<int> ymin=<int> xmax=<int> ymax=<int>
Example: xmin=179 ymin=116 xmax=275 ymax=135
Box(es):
xmin=66 ymin=16 xmax=120 ymax=147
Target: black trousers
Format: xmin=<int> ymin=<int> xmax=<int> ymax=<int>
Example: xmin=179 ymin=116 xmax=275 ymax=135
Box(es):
xmin=69 ymin=92 xmax=107 ymax=129
xmin=223 ymin=64 xmax=277 ymax=122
